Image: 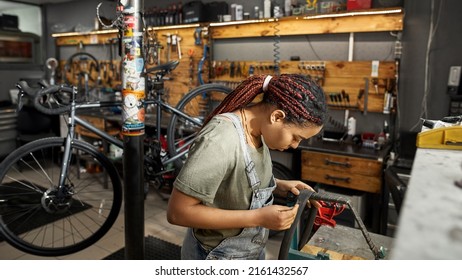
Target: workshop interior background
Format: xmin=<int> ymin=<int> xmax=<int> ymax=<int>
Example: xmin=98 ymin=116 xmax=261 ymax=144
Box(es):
xmin=0 ymin=0 xmax=460 ymax=133
xmin=0 ymin=0 xmax=461 ymax=261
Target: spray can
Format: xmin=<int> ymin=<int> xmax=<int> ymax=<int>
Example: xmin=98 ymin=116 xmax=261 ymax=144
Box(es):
xmin=383 ymin=91 xmax=392 ymax=114
xmin=347 ymin=116 xmax=356 ymax=136
xmin=253 ymin=6 xmax=260 ymax=19
xmin=231 ymin=4 xmax=236 ymax=21
xmin=264 ymin=0 xmax=271 ymax=18
xmin=236 ymin=5 xmax=243 ymax=20
xmin=285 ymin=0 xmax=292 ymax=16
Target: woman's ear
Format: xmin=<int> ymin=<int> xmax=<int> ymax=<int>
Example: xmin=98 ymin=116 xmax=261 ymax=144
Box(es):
xmin=271 ymin=109 xmax=286 ymax=124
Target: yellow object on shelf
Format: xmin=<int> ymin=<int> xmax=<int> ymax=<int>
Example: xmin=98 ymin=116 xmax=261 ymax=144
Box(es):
xmin=416 ymin=126 xmax=462 ymax=150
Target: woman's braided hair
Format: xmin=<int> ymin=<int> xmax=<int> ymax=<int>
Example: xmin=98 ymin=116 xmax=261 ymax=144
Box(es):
xmin=203 ymin=74 xmax=327 ymax=127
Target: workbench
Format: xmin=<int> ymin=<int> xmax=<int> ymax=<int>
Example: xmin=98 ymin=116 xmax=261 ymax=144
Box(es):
xmin=303 ymin=224 xmax=394 ymax=260
xmin=391 ymin=148 xmax=462 ymax=259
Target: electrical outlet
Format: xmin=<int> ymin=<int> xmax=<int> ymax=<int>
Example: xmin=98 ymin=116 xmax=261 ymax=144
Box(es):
xmin=371 ymin=60 xmax=379 ymax=77
xmin=448 ymin=66 xmax=461 ymax=86
xmin=448 ymin=66 xmax=462 ymax=95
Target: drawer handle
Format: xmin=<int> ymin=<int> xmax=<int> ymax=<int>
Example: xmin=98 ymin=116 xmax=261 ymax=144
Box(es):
xmin=325 ymin=174 xmax=351 ymax=183
xmin=324 ymin=159 xmax=351 ymax=168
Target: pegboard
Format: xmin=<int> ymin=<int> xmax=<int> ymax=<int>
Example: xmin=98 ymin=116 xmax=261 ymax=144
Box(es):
xmin=55 ymin=25 xmax=212 ymax=107
xmin=58 ymin=59 xmax=122 ymax=90
xmin=209 ymin=60 xmax=396 ymax=114
xmin=145 ymin=25 xmax=211 ymax=106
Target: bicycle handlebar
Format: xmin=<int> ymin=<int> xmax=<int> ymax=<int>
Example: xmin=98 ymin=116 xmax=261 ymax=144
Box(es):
xmin=17 ymin=80 xmax=75 ymax=115
xmin=16 ymin=80 xmax=36 ymax=98
xmin=33 ymin=84 xmax=75 ymax=115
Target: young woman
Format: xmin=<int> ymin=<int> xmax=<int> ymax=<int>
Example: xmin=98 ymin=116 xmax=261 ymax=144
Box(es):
xmin=167 ymin=74 xmax=327 ymax=260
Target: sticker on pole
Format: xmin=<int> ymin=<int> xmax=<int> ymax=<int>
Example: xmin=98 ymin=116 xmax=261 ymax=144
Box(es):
xmin=121 ymin=90 xmax=145 ymax=136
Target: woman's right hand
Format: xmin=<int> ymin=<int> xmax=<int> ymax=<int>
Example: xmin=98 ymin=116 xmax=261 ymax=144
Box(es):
xmin=255 ymin=204 xmax=300 ymax=231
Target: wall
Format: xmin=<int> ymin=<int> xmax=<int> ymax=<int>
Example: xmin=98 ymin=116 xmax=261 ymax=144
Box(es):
xmin=400 ymin=0 xmax=462 ymax=132
xmin=0 ymin=1 xmax=44 ymax=102
xmin=39 ymin=0 xmax=462 ymax=137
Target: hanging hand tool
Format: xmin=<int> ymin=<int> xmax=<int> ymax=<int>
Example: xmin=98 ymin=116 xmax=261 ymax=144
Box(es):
xmin=306 ymin=0 xmax=318 ymax=10
xmin=372 ymin=78 xmax=379 ymax=94
xmin=146 ymin=29 xmax=156 ymax=65
xmin=107 ymin=38 xmax=117 ymax=80
xmin=156 ymin=44 xmax=163 ymax=65
xmin=242 ymin=62 xmax=249 ymax=78
xmin=100 ymin=61 xmax=108 ymax=84
xmin=249 ymin=65 xmax=255 ymax=76
xmin=223 ymin=61 xmax=230 ymax=76
xmin=197 ymin=44 xmax=209 ymax=85
xmin=344 ymin=92 xmax=351 ymax=109
xmin=230 ymin=61 xmax=235 ymax=78
xmin=176 ymin=35 xmax=182 ymax=59
xmin=337 ymin=92 xmax=344 ymax=109
xmin=363 ymin=78 xmax=369 ymax=115
xmin=210 ymin=60 xmax=216 ymax=79
xmin=236 ymin=62 xmax=242 ymax=77
xmin=188 ymin=48 xmax=195 ymax=89
xmin=194 ymin=27 xmax=202 ymax=45
xmin=163 ymin=33 xmax=171 ymax=62
xmin=171 ymin=34 xmax=177 ymax=56
xmin=215 ymin=61 xmax=223 ymax=77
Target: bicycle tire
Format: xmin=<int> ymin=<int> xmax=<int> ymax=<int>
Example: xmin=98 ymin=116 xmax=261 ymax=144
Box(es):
xmin=272 ymin=161 xmax=295 ymax=180
xmin=63 ymin=52 xmax=100 ymax=100
xmin=0 ymin=137 xmax=122 ymax=257
xmin=166 ymin=83 xmax=232 ymax=170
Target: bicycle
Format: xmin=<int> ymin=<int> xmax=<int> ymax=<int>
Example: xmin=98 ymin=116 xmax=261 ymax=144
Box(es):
xmin=0 ymin=60 xmax=232 ymax=256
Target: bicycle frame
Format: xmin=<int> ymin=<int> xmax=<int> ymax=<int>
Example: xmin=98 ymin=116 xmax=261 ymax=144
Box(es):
xmin=65 ymin=90 xmax=201 ymax=174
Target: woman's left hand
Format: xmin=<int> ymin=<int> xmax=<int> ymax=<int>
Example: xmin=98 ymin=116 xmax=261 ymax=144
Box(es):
xmin=274 ymin=179 xmax=322 ymax=209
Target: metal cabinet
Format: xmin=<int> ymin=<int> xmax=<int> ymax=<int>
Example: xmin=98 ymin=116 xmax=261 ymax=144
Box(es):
xmin=0 ymin=106 xmax=17 ymax=158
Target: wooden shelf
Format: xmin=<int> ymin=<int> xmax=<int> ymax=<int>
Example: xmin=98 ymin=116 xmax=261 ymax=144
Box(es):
xmin=52 ymin=7 xmax=403 ymax=45
xmin=52 ymin=29 xmax=119 ymax=46
xmin=209 ymin=7 xmax=403 ymax=39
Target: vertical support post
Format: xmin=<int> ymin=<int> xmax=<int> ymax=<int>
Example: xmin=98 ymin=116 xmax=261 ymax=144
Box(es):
xmin=119 ymin=0 xmax=145 ymax=260
xmin=348 ymin=32 xmax=354 ymax=62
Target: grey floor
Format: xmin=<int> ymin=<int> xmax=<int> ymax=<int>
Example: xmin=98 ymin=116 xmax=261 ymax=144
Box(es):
xmin=0 ymin=186 xmax=284 ymax=260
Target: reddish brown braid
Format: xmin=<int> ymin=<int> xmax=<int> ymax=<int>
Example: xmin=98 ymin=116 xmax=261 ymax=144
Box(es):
xmin=202 ymin=74 xmax=327 ymax=127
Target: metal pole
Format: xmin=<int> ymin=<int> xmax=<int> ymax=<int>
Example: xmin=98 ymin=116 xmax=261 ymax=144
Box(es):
xmin=119 ymin=0 xmax=145 ymax=260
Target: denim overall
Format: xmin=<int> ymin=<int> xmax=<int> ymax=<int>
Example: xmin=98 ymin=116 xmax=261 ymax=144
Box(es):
xmin=181 ymin=113 xmax=276 ymax=260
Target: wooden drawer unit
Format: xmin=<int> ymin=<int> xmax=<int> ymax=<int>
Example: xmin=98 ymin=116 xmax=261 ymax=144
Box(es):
xmin=75 ymin=115 xmax=120 ymax=138
xmin=301 ymin=150 xmax=382 ymax=193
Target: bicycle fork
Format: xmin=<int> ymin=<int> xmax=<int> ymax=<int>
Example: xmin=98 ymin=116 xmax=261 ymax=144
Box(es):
xmin=42 ymin=86 xmax=79 ymax=214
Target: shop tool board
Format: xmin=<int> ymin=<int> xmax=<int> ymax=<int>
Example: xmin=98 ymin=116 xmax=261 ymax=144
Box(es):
xmin=210 ymin=60 xmax=396 ymax=114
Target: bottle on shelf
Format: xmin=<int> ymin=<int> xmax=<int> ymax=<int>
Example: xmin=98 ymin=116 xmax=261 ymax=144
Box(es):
xmin=264 ymin=0 xmax=271 ymax=18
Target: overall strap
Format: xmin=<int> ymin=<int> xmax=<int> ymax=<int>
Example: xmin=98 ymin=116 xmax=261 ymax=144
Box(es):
xmin=222 ymin=113 xmax=261 ymax=189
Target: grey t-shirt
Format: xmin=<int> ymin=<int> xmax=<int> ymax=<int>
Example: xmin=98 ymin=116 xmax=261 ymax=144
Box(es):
xmin=173 ymin=114 xmax=273 ymax=249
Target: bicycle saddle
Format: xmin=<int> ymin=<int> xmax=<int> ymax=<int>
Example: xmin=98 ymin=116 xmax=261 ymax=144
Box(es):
xmin=145 ymin=60 xmax=179 ymax=76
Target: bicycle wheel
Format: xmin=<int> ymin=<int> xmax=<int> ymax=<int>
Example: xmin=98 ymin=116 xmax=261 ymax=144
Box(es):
xmin=166 ymin=83 xmax=232 ymax=170
xmin=0 ymin=137 xmax=122 ymax=257
xmin=63 ymin=52 xmax=100 ymax=102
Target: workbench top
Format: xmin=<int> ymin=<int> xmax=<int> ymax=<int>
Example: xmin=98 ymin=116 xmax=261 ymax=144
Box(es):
xmin=299 ymin=137 xmax=390 ymax=161
xmin=391 ymin=148 xmax=462 ymax=259
xmin=306 ymin=224 xmax=394 ymax=260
